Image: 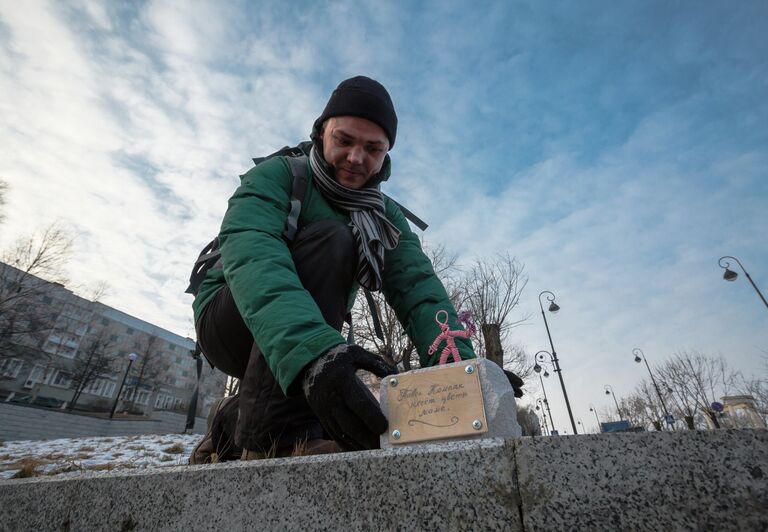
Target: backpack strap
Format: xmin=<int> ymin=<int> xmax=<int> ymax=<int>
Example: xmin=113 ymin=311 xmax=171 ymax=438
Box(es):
xmin=385 ymin=196 xmax=428 ymax=231
xmin=282 ymin=155 xmax=309 ymax=243
xmin=185 ymin=237 xmax=221 ymax=295
xmin=185 ymin=154 xmax=309 ymax=296
xmin=364 ymin=289 xmax=385 ymax=341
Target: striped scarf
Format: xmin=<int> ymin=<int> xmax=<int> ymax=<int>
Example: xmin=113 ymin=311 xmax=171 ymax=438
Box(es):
xmin=309 ymin=145 xmax=401 ymax=291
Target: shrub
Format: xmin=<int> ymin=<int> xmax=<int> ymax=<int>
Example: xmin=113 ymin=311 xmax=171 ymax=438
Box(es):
xmin=162 ymin=443 xmax=186 ymax=454
xmin=11 ymin=458 xmax=42 ymax=479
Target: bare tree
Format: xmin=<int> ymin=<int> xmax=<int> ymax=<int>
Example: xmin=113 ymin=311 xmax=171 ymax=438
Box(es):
xmin=733 ymin=376 xmax=768 ymax=427
xmin=126 ymin=333 xmax=164 ymax=412
xmin=424 ymin=242 xmax=463 ymax=309
xmin=75 ymin=280 xmax=111 ymax=303
xmin=0 ymin=178 xmax=7 ymax=225
xmin=656 ymin=350 xmax=737 ymax=429
xmin=462 ymin=253 xmax=528 ymax=355
xmin=349 ymin=247 xmax=531 ymax=386
xmin=461 ymin=253 xmax=531 ymax=381
xmin=67 ymin=325 xmax=118 ymax=410
xmin=619 ymin=378 xmax=671 ymax=431
xmin=350 ymin=242 xmax=461 ymax=371
xmin=0 ymin=224 xmax=74 ymax=362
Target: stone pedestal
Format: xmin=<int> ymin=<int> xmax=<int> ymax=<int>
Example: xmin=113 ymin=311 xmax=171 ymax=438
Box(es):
xmin=2 ymin=430 xmax=766 ymax=530
xmin=379 ymin=358 xmax=521 ymax=449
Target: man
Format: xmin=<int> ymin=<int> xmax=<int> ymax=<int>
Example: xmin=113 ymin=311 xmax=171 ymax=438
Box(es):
xmin=190 ymin=76 xmax=521 ymax=462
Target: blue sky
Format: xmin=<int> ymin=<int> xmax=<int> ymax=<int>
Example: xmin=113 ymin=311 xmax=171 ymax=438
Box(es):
xmin=1 ymin=0 xmax=766 ymax=433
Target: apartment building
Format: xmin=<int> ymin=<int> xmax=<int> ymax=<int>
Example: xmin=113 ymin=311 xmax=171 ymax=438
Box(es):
xmin=0 ymin=261 xmax=226 ymax=418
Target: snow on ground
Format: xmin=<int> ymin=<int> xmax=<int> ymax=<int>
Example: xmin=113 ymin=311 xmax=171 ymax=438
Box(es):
xmin=0 ymin=433 xmax=202 ymax=480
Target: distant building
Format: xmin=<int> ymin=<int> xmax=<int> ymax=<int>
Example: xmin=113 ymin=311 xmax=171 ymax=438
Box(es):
xmin=720 ymin=395 xmax=767 ymax=429
xmin=0 ymin=261 xmax=226 ymax=419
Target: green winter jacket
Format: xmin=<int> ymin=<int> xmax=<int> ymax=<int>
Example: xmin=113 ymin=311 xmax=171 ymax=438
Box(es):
xmin=192 ymin=155 xmax=475 ymax=394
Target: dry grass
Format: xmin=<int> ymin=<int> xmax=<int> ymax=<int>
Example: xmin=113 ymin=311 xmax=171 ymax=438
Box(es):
xmin=291 ymin=439 xmax=309 ymax=457
xmin=85 ymin=463 xmax=115 ymax=472
xmin=162 ymin=443 xmax=186 ymax=454
xmin=42 ymin=452 xmax=67 ymax=461
xmin=159 ymin=454 xmax=174 ymax=462
xmin=77 ymin=445 xmax=96 ymax=452
xmin=11 ymin=458 xmax=43 ymax=478
xmin=239 ymin=438 xmax=313 ymax=460
xmin=49 ymin=461 xmax=83 ymax=475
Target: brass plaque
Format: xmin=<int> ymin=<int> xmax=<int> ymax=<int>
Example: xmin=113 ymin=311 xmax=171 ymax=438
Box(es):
xmin=387 ymin=361 xmax=488 ymax=444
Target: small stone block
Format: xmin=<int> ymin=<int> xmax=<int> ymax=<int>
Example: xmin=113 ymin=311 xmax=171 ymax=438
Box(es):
xmin=380 ymin=358 xmax=521 ymax=448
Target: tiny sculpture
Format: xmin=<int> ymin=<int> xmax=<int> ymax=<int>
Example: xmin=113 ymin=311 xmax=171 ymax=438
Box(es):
xmin=428 ymin=310 xmax=476 ymax=365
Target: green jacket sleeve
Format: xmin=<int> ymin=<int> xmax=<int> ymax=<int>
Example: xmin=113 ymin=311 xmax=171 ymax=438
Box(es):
xmin=380 ymin=199 xmax=476 ymax=367
xmin=218 ymin=157 xmax=345 ymax=394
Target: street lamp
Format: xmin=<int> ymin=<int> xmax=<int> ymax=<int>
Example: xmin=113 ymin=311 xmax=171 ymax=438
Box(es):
xmin=604 ymin=384 xmax=626 ymax=421
xmin=535 ymin=398 xmax=550 ymax=435
xmin=577 ymin=419 xmax=584 ymax=434
xmin=718 ymin=256 xmax=768 ymax=310
xmin=633 ymin=348 xmax=672 ymax=429
xmin=538 ymin=291 xmax=577 ymax=434
xmin=589 ymin=403 xmax=601 ymax=431
xmin=109 ymin=352 xmax=138 ymax=420
xmin=533 ymin=356 xmax=555 ymax=433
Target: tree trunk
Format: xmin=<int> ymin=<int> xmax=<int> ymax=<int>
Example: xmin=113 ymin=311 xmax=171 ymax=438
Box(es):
xmin=482 ymin=323 xmax=503 ymax=368
xmin=401 ymin=346 xmax=413 ymax=371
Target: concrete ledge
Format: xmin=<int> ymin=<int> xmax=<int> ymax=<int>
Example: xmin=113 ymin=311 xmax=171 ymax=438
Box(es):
xmin=0 ymin=439 xmax=519 ymax=531
xmin=1 ymin=430 xmax=766 ymax=531
xmin=516 ymin=429 xmax=768 ymax=532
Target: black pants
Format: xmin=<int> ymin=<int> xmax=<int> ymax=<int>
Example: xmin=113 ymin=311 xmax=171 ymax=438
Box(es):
xmin=196 ymin=220 xmax=357 ymax=451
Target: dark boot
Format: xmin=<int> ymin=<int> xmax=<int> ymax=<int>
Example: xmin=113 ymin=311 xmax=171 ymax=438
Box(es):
xmin=235 ymin=344 xmax=324 ymax=454
xmin=189 ymin=395 xmax=239 ymax=464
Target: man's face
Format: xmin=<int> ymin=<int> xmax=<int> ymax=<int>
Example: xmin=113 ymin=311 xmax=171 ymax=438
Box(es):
xmin=321 ymin=116 xmax=389 ymax=189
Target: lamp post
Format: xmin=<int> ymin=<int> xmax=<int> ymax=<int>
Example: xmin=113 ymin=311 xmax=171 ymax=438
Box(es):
xmin=718 ymin=256 xmax=768 ymax=310
xmin=577 ymin=418 xmax=584 ymax=434
xmin=633 ymin=348 xmax=671 ymax=429
xmin=538 ymin=291 xmax=577 ymax=434
xmin=589 ymin=403 xmax=601 ymax=431
xmin=604 ymin=384 xmax=625 ymax=421
xmin=533 ymin=357 xmax=556 ymax=433
xmin=536 ymin=398 xmax=550 ymax=435
xmin=109 ymin=352 xmax=138 ymax=420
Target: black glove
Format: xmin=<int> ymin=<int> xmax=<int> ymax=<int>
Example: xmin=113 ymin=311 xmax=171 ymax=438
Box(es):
xmin=302 ymin=344 xmax=397 ymax=451
xmin=504 ymin=370 xmax=524 ymax=398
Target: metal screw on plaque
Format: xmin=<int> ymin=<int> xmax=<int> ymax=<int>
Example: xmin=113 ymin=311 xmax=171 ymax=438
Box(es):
xmin=465 ymin=364 xmax=474 ymax=374
xmin=472 ymin=420 xmax=483 ymax=430
xmin=392 ymin=430 xmax=401 ymax=439
xmin=389 ymin=377 xmax=398 ymax=387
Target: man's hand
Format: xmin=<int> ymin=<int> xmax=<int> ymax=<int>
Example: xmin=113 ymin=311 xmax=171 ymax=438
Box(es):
xmin=504 ymin=370 xmax=524 ymax=398
xmin=302 ymin=344 xmax=397 ymax=451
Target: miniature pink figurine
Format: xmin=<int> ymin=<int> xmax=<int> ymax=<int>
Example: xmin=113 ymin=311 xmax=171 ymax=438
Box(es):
xmin=428 ymin=310 xmax=476 ymax=365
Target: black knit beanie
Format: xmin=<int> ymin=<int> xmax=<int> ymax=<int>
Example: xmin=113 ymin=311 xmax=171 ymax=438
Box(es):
xmin=313 ymin=76 xmax=397 ymax=149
